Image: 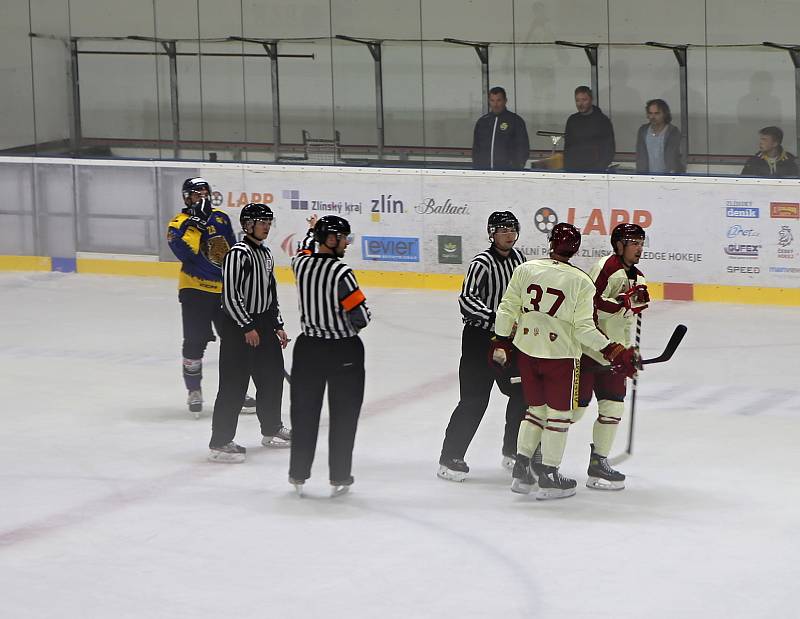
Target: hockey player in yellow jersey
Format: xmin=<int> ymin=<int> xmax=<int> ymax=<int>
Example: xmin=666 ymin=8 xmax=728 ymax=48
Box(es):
xmin=575 ymin=223 xmax=649 ymax=490
xmin=489 ymin=223 xmax=638 ymax=500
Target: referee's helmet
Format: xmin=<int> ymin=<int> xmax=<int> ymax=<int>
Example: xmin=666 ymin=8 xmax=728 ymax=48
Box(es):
xmin=240 ymin=203 xmax=274 ymax=229
xmin=314 ymin=215 xmax=351 ymax=244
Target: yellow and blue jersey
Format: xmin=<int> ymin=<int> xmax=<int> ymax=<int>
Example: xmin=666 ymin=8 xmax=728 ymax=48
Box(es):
xmin=167 ymin=209 xmax=237 ymax=293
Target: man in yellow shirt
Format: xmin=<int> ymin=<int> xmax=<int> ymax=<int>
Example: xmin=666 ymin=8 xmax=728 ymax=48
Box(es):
xmin=489 ymin=223 xmax=637 ymax=500
xmin=575 ymin=223 xmax=649 ymax=490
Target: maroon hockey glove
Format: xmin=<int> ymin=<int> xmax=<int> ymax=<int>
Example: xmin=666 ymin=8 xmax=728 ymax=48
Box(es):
xmin=488 ymin=336 xmax=514 ymax=372
xmin=601 ymin=343 xmax=640 ymax=378
xmin=618 ymin=284 xmax=649 ymax=315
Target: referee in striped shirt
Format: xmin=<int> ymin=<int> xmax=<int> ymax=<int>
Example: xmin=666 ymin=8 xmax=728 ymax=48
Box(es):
xmin=208 ymin=203 xmax=290 ymax=463
xmin=438 ymin=211 xmax=527 ymax=482
xmin=288 ymin=214 xmax=370 ymax=496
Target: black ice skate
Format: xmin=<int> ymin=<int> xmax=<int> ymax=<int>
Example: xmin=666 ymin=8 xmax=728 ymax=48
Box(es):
xmin=240 ymin=394 xmax=257 ymax=414
xmin=534 ymin=464 xmax=577 ymax=500
xmin=510 ymin=454 xmax=536 ymax=494
xmin=208 ymin=441 xmax=246 ymax=463
xmin=330 ymin=476 xmax=354 ymax=498
xmin=437 ymin=457 xmax=469 ymax=482
xmin=262 ymin=425 xmax=291 ymax=448
xmin=586 ymin=443 xmax=626 ymax=490
xmin=187 ymin=390 xmax=203 ymax=418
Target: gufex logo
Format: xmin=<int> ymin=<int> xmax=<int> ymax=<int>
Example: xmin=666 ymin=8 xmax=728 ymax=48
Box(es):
xmin=371 ymin=194 xmax=404 ymax=214
xmin=724 ymin=200 xmax=759 ymax=218
xmin=362 ymin=236 xmax=420 ymax=262
xmin=534 ymin=207 xmax=652 ymax=235
xmin=777 ymin=225 xmax=794 ymax=259
xmin=437 ymin=235 xmax=462 ymax=264
xmin=727 ymin=224 xmax=759 ymax=239
xmin=283 ymin=189 xmax=362 ymax=214
xmin=414 ymin=198 xmax=470 ymax=216
xmin=724 ymin=244 xmax=760 ymax=258
xmin=770 ymin=202 xmax=800 ymax=220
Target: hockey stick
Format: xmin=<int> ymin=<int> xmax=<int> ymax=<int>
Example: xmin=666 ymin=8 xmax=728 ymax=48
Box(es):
xmin=508 ymin=324 xmax=688 ymax=384
xmin=608 ymin=314 xmax=643 ymax=465
xmin=284 ymin=369 xmax=292 ymax=384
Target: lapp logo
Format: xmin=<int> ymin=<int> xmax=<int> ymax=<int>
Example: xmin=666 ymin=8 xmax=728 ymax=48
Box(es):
xmin=725 ymin=207 xmax=759 ymax=218
xmin=724 ymin=244 xmax=760 ymax=258
xmin=534 ymin=207 xmax=559 ymax=233
xmin=770 ymin=202 xmax=800 ymax=219
xmin=362 ymin=236 xmax=420 ymax=262
xmin=727 ymin=225 xmax=759 ymax=239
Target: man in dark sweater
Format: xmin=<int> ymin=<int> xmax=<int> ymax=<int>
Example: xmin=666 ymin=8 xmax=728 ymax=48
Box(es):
xmin=741 ymin=126 xmax=798 ymax=178
xmin=472 ymin=86 xmax=530 ymax=171
xmin=563 ymin=86 xmax=616 ymax=172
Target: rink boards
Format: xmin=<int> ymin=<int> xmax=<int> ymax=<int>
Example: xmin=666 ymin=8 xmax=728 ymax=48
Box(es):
xmin=2 ymin=157 xmax=800 ymax=305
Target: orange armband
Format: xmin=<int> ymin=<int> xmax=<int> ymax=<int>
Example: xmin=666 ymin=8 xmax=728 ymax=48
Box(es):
xmin=341 ymin=288 xmax=366 ymax=311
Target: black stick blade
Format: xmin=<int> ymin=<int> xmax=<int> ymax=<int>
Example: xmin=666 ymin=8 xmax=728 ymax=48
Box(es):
xmin=641 ymin=324 xmax=687 ymax=366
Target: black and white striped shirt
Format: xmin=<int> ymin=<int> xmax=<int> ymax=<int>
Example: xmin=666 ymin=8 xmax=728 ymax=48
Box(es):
xmin=292 ymin=231 xmax=371 ymax=339
xmin=222 ymin=237 xmax=283 ymax=331
xmin=459 ymin=246 xmax=525 ymax=330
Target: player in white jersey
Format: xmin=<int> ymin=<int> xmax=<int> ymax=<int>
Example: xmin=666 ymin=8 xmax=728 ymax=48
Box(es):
xmin=489 ymin=223 xmax=638 ymax=499
xmin=575 ymin=223 xmax=649 ymax=490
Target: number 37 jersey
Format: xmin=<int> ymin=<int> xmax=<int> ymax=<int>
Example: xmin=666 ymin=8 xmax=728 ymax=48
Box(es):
xmin=494 ymin=258 xmax=611 ymax=360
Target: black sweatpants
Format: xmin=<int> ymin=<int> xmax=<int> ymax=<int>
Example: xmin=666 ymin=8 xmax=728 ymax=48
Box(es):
xmin=179 ymin=288 xmax=222 ymax=359
xmin=289 ymin=334 xmax=365 ymax=484
xmin=440 ymin=325 xmax=526 ymax=461
xmin=209 ymin=313 xmax=284 ymax=448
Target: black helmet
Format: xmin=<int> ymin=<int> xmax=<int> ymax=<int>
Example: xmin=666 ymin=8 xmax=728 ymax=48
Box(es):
xmin=314 ymin=215 xmax=351 ymax=244
xmin=610 ymin=223 xmax=645 ymax=251
xmin=240 ymin=203 xmax=274 ymax=229
xmin=549 ymin=222 xmax=581 ymax=258
xmin=182 ymin=177 xmax=211 ymax=206
xmin=487 ymin=211 xmax=520 ymax=239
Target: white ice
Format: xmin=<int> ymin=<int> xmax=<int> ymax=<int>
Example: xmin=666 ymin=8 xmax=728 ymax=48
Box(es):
xmin=1 ymin=271 xmax=798 ymax=619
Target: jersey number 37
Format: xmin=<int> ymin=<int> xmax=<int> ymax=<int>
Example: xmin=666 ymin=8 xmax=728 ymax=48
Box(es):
xmin=523 ymin=284 xmax=565 ymax=317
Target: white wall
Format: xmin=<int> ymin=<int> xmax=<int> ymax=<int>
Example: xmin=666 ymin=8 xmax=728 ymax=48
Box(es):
xmin=3 ymin=0 xmax=800 ymax=158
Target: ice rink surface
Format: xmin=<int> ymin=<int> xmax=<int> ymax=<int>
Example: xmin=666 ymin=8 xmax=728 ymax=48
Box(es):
xmin=1 ymin=270 xmax=798 ymax=619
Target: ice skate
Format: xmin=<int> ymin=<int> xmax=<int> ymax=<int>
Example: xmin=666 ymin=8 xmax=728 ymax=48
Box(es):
xmin=262 ymin=425 xmax=291 ymax=448
xmin=289 ymin=477 xmax=305 ymax=496
xmin=187 ymin=390 xmax=203 ymax=418
xmin=501 ymin=454 xmax=516 ymax=471
xmin=240 ymin=394 xmax=256 ymax=414
xmin=208 ymin=441 xmax=246 ymax=463
xmin=586 ymin=443 xmax=626 ymax=490
xmin=534 ymin=464 xmax=577 ymax=500
xmin=511 ymin=454 xmax=537 ymax=494
xmin=437 ymin=457 xmax=469 ymax=482
xmin=330 ymin=477 xmax=353 ymax=497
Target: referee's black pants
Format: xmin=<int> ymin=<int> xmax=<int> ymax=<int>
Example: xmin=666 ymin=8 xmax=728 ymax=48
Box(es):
xmin=289 ymin=334 xmax=365 ymax=484
xmin=440 ymin=325 xmax=526 ymax=462
xmin=209 ymin=313 xmax=285 ymax=448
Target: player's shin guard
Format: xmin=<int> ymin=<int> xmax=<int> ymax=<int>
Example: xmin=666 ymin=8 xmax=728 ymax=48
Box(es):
xmin=541 ymin=406 xmax=573 ymax=467
xmin=182 ymin=358 xmax=202 ymax=391
xmin=572 ymin=406 xmax=587 ymax=424
xmin=517 ymin=406 xmax=546 ymax=458
xmin=592 ymin=400 xmax=624 ymax=457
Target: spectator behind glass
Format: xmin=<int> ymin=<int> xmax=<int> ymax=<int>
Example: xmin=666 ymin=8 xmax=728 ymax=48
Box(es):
xmin=472 ymin=86 xmax=530 ymax=171
xmin=635 ymin=99 xmax=685 ymax=174
xmin=741 ymin=126 xmax=799 ymax=178
xmin=563 ymin=86 xmax=615 ymax=172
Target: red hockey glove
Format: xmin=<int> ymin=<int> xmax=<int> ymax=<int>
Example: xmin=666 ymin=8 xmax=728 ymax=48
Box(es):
xmin=601 ymin=343 xmax=640 ymax=378
xmin=618 ymin=284 xmax=649 ymax=315
xmin=488 ymin=335 xmax=514 ymax=372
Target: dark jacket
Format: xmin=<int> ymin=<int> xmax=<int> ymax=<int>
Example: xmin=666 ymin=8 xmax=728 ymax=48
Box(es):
xmin=472 ymin=109 xmax=530 ymax=170
xmin=741 ymin=148 xmax=799 ymax=178
xmin=563 ymin=106 xmax=615 ymax=172
xmin=635 ymin=123 xmax=685 ymax=173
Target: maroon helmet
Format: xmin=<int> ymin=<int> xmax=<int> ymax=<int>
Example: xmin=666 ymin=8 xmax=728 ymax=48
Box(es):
xmin=610 ymin=223 xmax=645 ymax=250
xmin=549 ymin=222 xmax=581 ymax=258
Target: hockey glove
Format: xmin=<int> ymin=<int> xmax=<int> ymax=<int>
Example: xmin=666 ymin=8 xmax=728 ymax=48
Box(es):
xmin=186 ymin=216 xmax=208 ymax=232
xmin=601 ymin=343 xmax=640 ymax=379
xmin=618 ymin=284 xmax=649 ymax=315
xmin=488 ymin=335 xmax=514 ymax=372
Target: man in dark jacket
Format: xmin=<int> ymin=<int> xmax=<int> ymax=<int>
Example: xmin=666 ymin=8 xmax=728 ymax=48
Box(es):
xmin=741 ymin=126 xmax=798 ymax=178
xmin=636 ymin=99 xmax=685 ymax=174
xmin=472 ymin=87 xmax=530 ymax=170
xmin=563 ymin=86 xmax=615 ymax=172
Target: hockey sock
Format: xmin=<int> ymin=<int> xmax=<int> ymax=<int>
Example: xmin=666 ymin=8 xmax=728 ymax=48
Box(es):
xmin=592 ymin=400 xmax=624 ymax=457
xmin=182 ymin=358 xmax=202 ymax=391
xmin=572 ymin=406 xmax=587 ymax=424
xmin=517 ymin=406 xmax=546 ymax=457
xmin=541 ymin=406 xmax=573 ymax=467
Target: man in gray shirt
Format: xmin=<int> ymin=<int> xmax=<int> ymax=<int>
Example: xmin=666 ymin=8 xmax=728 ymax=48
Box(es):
xmin=635 ymin=99 xmax=684 ymax=174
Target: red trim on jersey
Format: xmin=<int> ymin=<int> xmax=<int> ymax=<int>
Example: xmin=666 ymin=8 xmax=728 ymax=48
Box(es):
xmin=594 ymin=254 xmax=626 ymax=315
